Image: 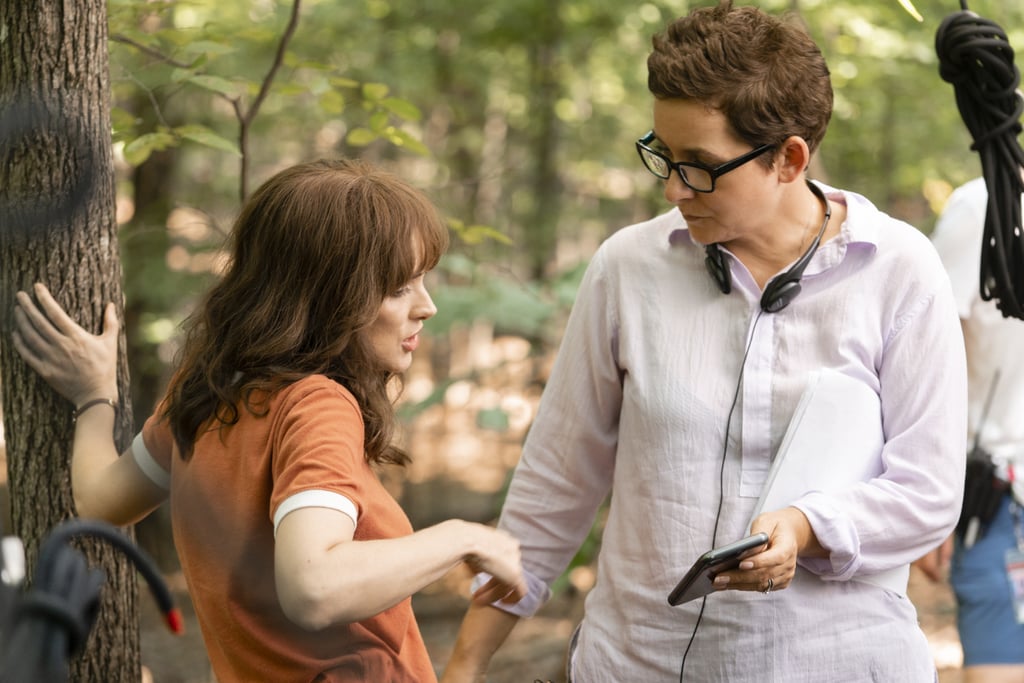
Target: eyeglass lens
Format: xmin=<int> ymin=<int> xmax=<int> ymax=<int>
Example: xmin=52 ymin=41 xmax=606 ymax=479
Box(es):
xmin=638 ymin=146 xmax=715 ymax=191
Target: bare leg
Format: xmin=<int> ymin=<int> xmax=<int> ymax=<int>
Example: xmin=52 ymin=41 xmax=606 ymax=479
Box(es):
xmin=964 ymin=664 xmax=1024 ymax=683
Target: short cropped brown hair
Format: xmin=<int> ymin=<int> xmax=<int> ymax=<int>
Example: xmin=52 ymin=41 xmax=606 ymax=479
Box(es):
xmin=647 ymin=1 xmax=833 ymax=157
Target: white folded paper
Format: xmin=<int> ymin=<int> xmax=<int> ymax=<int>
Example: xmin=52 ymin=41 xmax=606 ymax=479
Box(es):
xmin=749 ymin=368 xmax=908 ymax=595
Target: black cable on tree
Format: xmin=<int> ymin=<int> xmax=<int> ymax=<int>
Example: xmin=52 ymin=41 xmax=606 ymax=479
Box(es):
xmin=0 ymin=519 xmax=182 ymax=683
xmin=936 ymin=0 xmax=1024 ymax=320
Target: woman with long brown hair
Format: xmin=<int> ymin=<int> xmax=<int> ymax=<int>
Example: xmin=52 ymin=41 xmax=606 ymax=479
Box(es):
xmin=13 ymin=158 xmax=525 ymax=683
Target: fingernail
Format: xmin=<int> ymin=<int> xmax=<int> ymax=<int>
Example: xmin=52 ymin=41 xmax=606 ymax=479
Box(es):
xmin=739 ymin=561 xmax=753 ymax=570
xmin=713 ymin=575 xmax=729 ymax=586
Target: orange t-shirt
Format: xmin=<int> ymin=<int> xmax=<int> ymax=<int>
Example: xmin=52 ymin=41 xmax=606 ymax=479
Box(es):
xmin=139 ymin=375 xmax=435 ymax=682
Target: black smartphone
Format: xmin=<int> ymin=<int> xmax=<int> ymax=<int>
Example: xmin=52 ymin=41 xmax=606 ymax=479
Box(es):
xmin=667 ymin=532 xmax=770 ymax=606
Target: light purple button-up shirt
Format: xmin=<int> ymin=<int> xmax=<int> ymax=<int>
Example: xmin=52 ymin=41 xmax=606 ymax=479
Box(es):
xmin=490 ymin=184 xmax=966 ymax=681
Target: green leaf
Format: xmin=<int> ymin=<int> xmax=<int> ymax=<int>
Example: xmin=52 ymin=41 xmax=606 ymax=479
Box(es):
xmin=386 ymin=129 xmax=430 ymax=156
xmin=188 ymin=54 xmax=209 ymax=71
xmin=476 ymin=407 xmax=510 ymax=432
xmin=169 ymin=67 xmax=191 ymax=84
xmin=155 ymin=26 xmax=193 ymax=48
xmin=346 ymin=128 xmax=378 ymax=146
xmin=456 ymin=224 xmax=513 ymax=246
xmin=181 ymin=40 xmax=236 ymax=58
xmin=185 ymin=74 xmax=243 ymax=98
xmin=174 ymin=125 xmax=241 ymax=157
xmin=369 ymin=110 xmax=389 ymax=132
xmin=123 ymin=131 xmax=178 ymax=166
xmin=294 ymin=60 xmax=335 ymax=72
xmin=110 ymin=106 xmax=139 ymax=135
xmin=318 ymin=90 xmax=346 ymax=115
xmin=362 ymin=82 xmax=390 ymax=101
xmin=380 ymin=97 xmax=422 ymax=121
xmin=330 ymin=77 xmax=361 ymax=89
xmin=276 ymin=83 xmax=310 ymax=97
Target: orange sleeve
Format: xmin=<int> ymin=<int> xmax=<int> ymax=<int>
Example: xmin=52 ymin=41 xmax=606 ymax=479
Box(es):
xmin=268 ymin=378 xmax=368 ymax=525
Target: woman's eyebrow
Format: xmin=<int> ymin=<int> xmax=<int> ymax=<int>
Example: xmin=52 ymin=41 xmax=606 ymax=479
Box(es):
xmin=649 ymin=132 xmax=718 ymax=162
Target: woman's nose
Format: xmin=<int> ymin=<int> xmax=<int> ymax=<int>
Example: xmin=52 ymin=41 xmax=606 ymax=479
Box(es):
xmin=663 ymin=168 xmax=696 ymax=204
xmin=414 ymin=287 xmax=437 ymax=320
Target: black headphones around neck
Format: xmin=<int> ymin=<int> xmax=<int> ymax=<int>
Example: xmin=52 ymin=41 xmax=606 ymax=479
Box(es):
xmin=704 ymin=180 xmax=831 ymax=313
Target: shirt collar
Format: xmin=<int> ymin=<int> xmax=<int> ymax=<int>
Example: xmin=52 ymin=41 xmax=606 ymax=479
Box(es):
xmin=664 ymin=183 xmax=881 ymax=273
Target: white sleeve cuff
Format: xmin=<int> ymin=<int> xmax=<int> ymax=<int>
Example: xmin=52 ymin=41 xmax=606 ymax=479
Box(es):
xmin=273 ymin=490 xmax=359 ymax=537
xmin=131 ymin=432 xmax=171 ymax=490
xmin=470 ymin=566 xmax=551 ymax=618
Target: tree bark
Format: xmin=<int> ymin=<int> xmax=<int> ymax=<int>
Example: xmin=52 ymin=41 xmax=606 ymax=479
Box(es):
xmin=525 ymin=0 xmax=564 ymax=280
xmin=0 ymin=0 xmax=141 ymax=681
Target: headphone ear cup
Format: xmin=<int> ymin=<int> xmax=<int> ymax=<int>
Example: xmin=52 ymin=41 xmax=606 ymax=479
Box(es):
xmin=759 ymin=180 xmax=830 ymax=313
xmin=761 ymin=278 xmax=802 ymax=313
xmin=705 ymin=245 xmax=732 ymax=294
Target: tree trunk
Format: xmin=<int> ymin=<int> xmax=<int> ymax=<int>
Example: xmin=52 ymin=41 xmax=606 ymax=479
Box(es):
xmin=525 ymin=0 xmax=564 ymax=281
xmin=0 ymin=0 xmax=141 ymax=681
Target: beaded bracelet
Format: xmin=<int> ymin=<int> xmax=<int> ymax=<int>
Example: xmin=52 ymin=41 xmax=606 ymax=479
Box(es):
xmin=72 ymin=398 xmax=118 ymax=423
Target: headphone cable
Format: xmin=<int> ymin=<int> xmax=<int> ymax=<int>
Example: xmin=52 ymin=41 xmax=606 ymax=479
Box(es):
xmin=678 ymin=309 xmax=765 ymax=682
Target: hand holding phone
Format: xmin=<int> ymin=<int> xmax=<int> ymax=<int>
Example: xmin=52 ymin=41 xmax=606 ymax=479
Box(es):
xmin=667 ymin=532 xmax=770 ymax=606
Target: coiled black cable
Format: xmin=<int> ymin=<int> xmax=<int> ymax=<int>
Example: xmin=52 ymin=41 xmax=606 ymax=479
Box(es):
xmin=0 ymin=519 xmax=182 ymax=683
xmin=936 ymin=1 xmax=1024 ymax=320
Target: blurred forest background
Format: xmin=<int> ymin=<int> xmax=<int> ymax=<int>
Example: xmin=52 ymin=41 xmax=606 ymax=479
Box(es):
xmin=2 ymin=0 xmax=1023 ymax=680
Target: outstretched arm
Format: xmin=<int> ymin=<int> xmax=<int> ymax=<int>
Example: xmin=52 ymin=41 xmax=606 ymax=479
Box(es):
xmin=12 ymin=283 xmax=167 ymax=524
xmin=274 ymin=509 xmax=526 ymax=629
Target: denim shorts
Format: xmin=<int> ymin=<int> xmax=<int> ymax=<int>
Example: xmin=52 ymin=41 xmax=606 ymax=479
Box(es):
xmin=950 ymin=495 xmax=1024 ymax=665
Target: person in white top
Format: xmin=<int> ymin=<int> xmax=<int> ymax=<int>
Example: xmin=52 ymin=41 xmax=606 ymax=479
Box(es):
xmin=442 ymin=3 xmax=967 ymax=682
xmin=916 ymin=176 xmax=1024 ymax=683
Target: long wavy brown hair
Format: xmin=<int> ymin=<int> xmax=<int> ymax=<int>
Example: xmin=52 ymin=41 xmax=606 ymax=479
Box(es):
xmin=162 ymin=158 xmax=448 ymax=466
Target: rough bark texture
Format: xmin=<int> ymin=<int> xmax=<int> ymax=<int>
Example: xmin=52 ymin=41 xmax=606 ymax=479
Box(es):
xmin=0 ymin=0 xmax=141 ymax=680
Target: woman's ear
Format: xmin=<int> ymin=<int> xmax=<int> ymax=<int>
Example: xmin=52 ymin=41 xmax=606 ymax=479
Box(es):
xmin=776 ymin=136 xmax=811 ymax=183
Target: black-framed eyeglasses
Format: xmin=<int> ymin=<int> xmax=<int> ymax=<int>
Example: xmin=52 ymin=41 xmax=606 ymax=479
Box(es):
xmin=635 ymin=131 xmax=775 ymax=193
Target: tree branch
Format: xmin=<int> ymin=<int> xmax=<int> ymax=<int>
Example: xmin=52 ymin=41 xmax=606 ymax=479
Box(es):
xmin=236 ymin=0 xmax=302 ymax=201
xmin=110 ymin=33 xmax=193 ymax=69
xmin=243 ymin=0 xmax=302 ymax=129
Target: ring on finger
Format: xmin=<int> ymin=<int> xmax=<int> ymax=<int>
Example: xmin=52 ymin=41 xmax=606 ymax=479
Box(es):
xmin=762 ymin=577 xmax=774 ymax=594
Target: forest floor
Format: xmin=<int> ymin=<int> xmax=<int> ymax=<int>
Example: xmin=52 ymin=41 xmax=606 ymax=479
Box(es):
xmin=139 ymin=563 xmax=966 ymax=683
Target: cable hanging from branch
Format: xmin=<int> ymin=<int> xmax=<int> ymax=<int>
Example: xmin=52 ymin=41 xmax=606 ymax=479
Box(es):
xmin=936 ymin=0 xmax=1024 ymax=320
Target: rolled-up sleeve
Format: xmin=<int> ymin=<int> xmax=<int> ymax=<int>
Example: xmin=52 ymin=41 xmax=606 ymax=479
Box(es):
xmin=796 ymin=282 xmax=967 ymax=581
xmin=487 ymin=249 xmax=623 ymax=615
